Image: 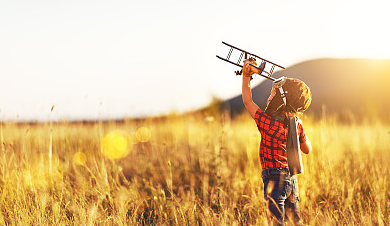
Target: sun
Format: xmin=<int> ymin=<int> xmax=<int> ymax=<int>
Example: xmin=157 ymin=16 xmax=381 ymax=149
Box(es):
xmin=323 ymin=1 xmax=390 ymax=59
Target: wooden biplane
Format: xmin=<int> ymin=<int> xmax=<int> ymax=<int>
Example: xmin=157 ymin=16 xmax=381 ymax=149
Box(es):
xmin=216 ymin=41 xmax=285 ymax=82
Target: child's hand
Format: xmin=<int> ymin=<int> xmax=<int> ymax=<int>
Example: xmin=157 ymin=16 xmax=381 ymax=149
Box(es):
xmin=242 ymin=59 xmax=256 ymax=77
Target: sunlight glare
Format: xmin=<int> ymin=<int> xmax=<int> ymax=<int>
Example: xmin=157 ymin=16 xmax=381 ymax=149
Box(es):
xmin=136 ymin=127 xmax=152 ymax=143
xmin=323 ymin=1 xmax=390 ymax=59
xmin=101 ymin=130 xmax=133 ymax=159
xmin=73 ymin=151 xmax=87 ymax=166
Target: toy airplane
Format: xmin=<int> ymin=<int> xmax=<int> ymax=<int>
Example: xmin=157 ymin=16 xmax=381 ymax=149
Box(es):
xmin=216 ymin=41 xmax=285 ymax=81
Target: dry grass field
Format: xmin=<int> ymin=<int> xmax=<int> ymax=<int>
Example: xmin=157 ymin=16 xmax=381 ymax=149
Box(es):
xmin=0 ymin=110 xmax=389 ymax=225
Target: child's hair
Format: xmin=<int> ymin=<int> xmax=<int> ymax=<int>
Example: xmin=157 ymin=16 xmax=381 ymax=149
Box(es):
xmin=265 ymin=78 xmax=312 ymax=117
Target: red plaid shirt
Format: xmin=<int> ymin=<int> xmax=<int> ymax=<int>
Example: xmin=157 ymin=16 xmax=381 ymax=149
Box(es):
xmin=254 ymin=108 xmax=307 ymax=169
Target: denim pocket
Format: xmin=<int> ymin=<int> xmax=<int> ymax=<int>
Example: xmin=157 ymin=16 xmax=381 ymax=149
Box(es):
xmin=279 ymin=179 xmax=289 ymax=199
xmin=289 ymin=177 xmax=300 ymax=202
xmin=263 ymin=176 xmax=290 ymax=202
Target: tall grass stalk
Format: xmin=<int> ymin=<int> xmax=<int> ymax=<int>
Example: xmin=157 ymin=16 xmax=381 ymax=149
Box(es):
xmin=49 ymin=105 xmax=54 ymax=174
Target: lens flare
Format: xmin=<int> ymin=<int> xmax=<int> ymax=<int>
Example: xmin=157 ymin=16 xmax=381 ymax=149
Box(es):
xmin=73 ymin=151 xmax=87 ymax=165
xmin=136 ymin=127 xmax=151 ymax=143
xmin=101 ymin=130 xmax=132 ymax=159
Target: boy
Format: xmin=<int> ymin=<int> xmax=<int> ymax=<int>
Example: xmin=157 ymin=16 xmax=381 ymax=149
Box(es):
xmin=241 ymin=60 xmax=312 ymax=225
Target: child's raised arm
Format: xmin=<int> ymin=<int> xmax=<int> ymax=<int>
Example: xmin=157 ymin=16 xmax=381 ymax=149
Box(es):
xmin=242 ymin=60 xmax=259 ymax=118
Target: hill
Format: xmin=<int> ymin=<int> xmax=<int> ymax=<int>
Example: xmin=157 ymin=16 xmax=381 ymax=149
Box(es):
xmin=222 ymin=58 xmax=390 ymax=120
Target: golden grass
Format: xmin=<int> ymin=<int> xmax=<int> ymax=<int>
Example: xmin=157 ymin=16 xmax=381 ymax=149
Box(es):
xmin=0 ymin=112 xmax=389 ymax=225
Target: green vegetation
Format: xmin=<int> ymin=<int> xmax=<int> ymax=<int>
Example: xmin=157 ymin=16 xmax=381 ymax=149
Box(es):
xmin=0 ymin=112 xmax=389 ymax=225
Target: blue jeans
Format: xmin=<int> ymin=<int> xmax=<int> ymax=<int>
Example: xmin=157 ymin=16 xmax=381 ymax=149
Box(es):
xmin=262 ymin=167 xmax=302 ymax=226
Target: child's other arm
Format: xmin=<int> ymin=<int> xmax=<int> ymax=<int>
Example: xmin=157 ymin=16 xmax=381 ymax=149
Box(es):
xmin=300 ymin=136 xmax=312 ymax=154
xmin=242 ymin=60 xmax=259 ymax=119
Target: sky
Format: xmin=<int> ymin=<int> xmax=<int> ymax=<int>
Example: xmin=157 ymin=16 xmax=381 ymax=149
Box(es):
xmin=1 ymin=0 xmax=390 ymax=121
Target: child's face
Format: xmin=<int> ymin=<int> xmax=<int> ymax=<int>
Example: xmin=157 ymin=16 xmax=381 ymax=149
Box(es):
xmin=266 ymin=88 xmax=276 ymax=107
